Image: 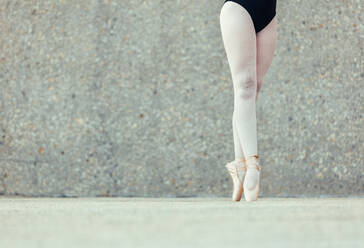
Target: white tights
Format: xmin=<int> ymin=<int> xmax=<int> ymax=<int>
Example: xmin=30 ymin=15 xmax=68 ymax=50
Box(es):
xmin=220 ymin=1 xmax=277 ymax=161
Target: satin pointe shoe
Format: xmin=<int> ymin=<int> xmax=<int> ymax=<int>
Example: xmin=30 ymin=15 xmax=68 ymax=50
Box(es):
xmin=243 ymin=154 xmax=261 ymax=202
xmin=225 ymin=159 xmax=247 ymax=201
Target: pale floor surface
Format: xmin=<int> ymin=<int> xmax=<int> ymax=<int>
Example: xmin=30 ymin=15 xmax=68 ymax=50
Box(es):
xmin=0 ymin=197 xmax=363 ymax=248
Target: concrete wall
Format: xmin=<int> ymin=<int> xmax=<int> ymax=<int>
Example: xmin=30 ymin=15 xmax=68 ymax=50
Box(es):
xmin=0 ymin=0 xmax=363 ymax=197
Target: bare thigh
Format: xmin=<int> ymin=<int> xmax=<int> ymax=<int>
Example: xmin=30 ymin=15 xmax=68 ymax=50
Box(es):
xmin=256 ymin=15 xmax=277 ymax=100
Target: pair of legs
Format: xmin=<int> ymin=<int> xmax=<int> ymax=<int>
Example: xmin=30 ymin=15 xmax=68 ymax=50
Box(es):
xmin=219 ymin=1 xmax=277 ymax=161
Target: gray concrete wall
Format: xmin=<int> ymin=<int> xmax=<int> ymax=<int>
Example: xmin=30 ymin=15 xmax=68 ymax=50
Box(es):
xmin=0 ymin=0 xmax=363 ymax=197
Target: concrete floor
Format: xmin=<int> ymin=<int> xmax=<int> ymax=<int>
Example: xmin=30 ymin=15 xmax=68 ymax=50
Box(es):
xmin=0 ymin=197 xmax=363 ymax=248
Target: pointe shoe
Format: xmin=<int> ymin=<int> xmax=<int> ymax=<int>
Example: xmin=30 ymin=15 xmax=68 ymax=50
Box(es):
xmin=243 ymin=154 xmax=261 ymax=202
xmin=225 ymin=159 xmax=246 ymax=201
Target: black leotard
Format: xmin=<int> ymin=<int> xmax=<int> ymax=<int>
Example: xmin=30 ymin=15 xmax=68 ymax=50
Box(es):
xmin=223 ymin=0 xmax=277 ymax=33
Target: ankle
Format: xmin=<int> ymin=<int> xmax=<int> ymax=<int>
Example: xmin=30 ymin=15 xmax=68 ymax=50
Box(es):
xmin=234 ymin=158 xmax=246 ymax=165
xmin=245 ymin=154 xmax=260 ymax=170
xmin=245 ymin=154 xmax=259 ymax=163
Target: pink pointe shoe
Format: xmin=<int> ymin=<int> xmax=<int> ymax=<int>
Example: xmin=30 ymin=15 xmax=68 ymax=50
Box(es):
xmin=225 ymin=159 xmax=246 ymax=201
xmin=243 ymin=154 xmax=261 ymax=202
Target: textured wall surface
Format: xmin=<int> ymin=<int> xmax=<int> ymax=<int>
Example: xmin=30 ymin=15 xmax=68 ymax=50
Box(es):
xmin=0 ymin=0 xmax=363 ymax=197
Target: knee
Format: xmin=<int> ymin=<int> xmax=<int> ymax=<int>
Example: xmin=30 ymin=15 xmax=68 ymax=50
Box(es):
xmin=256 ymin=79 xmax=262 ymax=94
xmin=234 ymin=72 xmax=257 ymax=100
